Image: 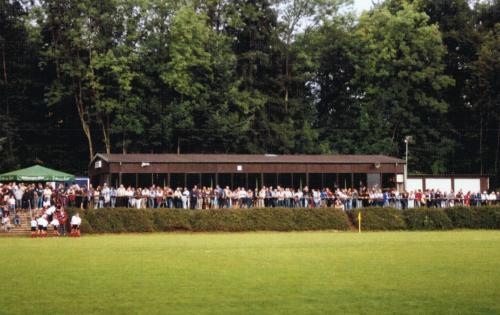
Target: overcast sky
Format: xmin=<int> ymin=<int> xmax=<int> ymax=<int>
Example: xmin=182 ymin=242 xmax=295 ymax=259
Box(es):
xmin=353 ymin=0 xmax=374 ymax=14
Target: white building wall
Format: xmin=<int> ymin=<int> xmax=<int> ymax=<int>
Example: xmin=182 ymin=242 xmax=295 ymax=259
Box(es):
xmin=406 ymin=178 xmax=423 ymax=192
xmin=425 ymin=178 xmax=452 ymax=193
xmin=454 ymin=178 xmax=481 ymax=193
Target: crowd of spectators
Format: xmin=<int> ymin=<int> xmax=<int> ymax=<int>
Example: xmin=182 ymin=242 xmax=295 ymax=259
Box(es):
xmin=1 ymin=181 xmax=497 ymax=235
xmin=1 ymin=182 xmax=499 ymax=220
xmin=35 ymin=183 xmax=500 ymax=210
xmin=0 ymin=183 xmax=68 ymax=234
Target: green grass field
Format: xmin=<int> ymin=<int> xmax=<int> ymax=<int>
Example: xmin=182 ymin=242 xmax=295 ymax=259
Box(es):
xmin=1 ymin=231 xmax=499 ymax=314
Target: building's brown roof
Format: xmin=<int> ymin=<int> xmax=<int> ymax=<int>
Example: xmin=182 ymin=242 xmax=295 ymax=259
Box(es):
xmin=94 ymin=153 xmax=405 ymax=164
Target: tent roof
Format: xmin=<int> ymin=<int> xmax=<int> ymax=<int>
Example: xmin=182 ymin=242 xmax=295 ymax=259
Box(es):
xmin=0 ymin=165 xmax=75 ymax=182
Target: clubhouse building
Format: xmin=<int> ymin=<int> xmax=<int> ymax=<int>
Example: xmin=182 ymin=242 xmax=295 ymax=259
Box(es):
xmin=89 ymin=153 xmax=406 ymax=190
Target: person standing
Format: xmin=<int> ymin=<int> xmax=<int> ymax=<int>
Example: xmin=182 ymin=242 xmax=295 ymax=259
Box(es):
xmin=190 ymin=186 xmax=199 ymax=210
xmin=36 ymin=184 xmax=44 ymax=209
xmin=56 ymin=207 xmax=67 ymax=236
xmin=2 ymin=215 xmax=12 ymax=232
xmin=13 ymin=184 xmax=24 ymax=210
xmin=8 ymin=194 xmax=16 ymax=214
xmin=101 ymin=184 xmax=110 ymax=208
xmin=37 ymin=215 xmax=48 ymax=237
xmin=30 ymin=217 xmax=38 ymax=238
xmin=70 ymin=213 xmax=82 ymax=237
xmin=182 ymin=188 xmax=190 ymax=209
xmin=110 ymin=186 xmax=117 ymax=208
xmin=86 ymin=184 xmax=94 ymax=209
xmin=50 ymin=217 xmax=60 ymax=236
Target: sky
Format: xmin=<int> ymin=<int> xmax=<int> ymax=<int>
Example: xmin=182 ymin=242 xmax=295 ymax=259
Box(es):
xmin=353 ymin=0 xmax=374 ymax=14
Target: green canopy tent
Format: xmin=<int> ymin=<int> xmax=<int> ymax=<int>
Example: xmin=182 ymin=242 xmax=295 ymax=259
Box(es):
xmin=0 ymin=165 xmax=75 ymax=182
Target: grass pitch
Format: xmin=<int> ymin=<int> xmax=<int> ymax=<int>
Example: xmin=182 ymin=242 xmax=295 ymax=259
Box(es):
xmin=1 ymin=231 xmax=499 ymax=314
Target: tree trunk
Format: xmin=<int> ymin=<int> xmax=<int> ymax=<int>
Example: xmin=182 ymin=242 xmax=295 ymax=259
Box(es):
xmin=75 ymin=80 xmax=94 ymax=161
xmin=479 ymin=109 xmax=483 ymax=175
xmin=122 ymin=130 xmax=127 ymax=154
xmin=1 ymin=46 xmax=7 ymax=84
xmin=495 ymin=120 xmax=500 ymax=175
xmin=101 ymin=115 xmax=111 ymax=154
xmin=2 ymin=45 xmax=13 ymax=156
xmin=284 ymin=36 xmax=290 ymax=112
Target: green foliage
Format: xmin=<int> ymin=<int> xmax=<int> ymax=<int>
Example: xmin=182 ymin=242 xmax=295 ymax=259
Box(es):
xmin=346 ymin=207 xmax=407 ymax=230
xmin=444 ymin=206 xmax=500 ymax=229
xmin=353 ymin=2 xmax=454 ymax=167
xmin=1 ymin=0 xmax=499 ymax=185
xmin=346 ymin=206 xmax=500 ymax=231
xmin=67 ymin=207 xmax=351 ymax=233
xmin=403 ymin=208 xmax=453 ymax=230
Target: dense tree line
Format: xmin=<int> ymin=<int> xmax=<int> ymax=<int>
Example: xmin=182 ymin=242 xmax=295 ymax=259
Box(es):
xmin=0 ymin=0 xmax=499 ymax=186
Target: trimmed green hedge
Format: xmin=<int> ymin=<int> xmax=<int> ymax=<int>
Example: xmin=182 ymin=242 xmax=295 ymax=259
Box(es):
xmin=346 ymin=208 xmax=406 ymax=231
xmin=67 ymin=207 xmax=350 ymax=233
xmin=403 ymin=208 xmax=453 ymax=230
xmin=444 ymin=206 xmax=500 ymax=229
xmin=67 ymin=206 xmax=500 ymax=233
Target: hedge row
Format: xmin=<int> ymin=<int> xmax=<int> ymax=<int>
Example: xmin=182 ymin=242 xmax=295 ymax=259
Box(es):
xmin=346 ymin=206 xmax=500 ymax=231
xmin=67 ymin=207 xmax=351 ymax=233
xmin=67 ymin=206 xmax=500 ymax=233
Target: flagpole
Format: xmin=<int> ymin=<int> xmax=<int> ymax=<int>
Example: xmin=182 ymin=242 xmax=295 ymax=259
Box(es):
xmin=358 ymin=212 xmax=362 ymax=233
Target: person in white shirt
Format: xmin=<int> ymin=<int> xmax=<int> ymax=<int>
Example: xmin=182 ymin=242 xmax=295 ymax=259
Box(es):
xmin=45 ymin=205 xmax=56 ymax=221
xmin=126 ymin=188 xmax=134 ymax=208
xmin=481 ymin=191 xmax=488 ymax=206
xmin=182 ymin=188 xmax=190 ymax=209
xmin=43 ymin=187 xmax=52 ymax=204
xmin=155 ymin=188 xmax=164 ymax=208
xmin=2 ymin=216 xmax=11 ymax=232
xmin=487 ymin=192 xmax=496 ymax=205
xmin=408 ymin=191 xmax=415 ymax=209
xmin=258 ymin=188 xmax=266 ymax=208
xmin=50 ymin=217 xmax=60 ymax=236
xmin=70 ymin=213 xmax=82 ymax=237
xmin=141 ymin=188 xmax=150 ymax=209
xmin=31 ymin=217 xmax=38 ymax=237
xmin=37 ymin=215 xmax=48 ymax=237
xmin=101 ymin=184 xmax=110 ymax=207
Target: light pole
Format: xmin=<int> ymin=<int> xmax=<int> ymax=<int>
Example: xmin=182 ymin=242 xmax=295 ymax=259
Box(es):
xmin=404 ymin=136 xmax=412 ymax=191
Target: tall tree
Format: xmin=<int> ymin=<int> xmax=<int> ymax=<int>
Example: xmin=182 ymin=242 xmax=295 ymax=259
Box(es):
xmin=354 ymin=2 xmax=454 ymax=172
xmin=274 ymin=0 xmax=349 ymax=109
xmin=299 ymin=19 xmax=358 ymax=153
xmin=469 ymin=23 xmax=500 ymax=179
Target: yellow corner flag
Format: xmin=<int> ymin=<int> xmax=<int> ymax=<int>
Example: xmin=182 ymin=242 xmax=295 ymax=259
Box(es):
xmin=358 ymin=212 xmax=362 ymax=233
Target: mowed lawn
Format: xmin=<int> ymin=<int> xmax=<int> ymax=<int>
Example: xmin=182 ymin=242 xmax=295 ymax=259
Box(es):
xmin=1 ymin=231 xmax=499 ymax=315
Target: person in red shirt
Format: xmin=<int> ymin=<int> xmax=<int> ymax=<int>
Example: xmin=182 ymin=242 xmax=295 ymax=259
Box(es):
xmin=55 ymin=206 xmax=67 ymax=236
xmin=464 ymin=192 xmax=471 ymax=207
xmin=415 ymin=190 xmax=422 ymax=207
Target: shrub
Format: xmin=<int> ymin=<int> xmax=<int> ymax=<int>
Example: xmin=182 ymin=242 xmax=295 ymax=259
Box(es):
xmin=445 ymin=206 xmax=500 ymax=229
xmin=346 ymin=207 xmax=407 ymax=231
xmin=403 ymin=208 xmax=453 ymax=230
xmin=66 ymin=205 xmax=500 ymax=233
xmin=67 ymin=207 xmax=350 ymax=233
xmin=151 ymin=209 xmax=192 ymax=231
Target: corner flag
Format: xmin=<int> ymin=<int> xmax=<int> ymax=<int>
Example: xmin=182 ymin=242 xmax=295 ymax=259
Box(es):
xmin=358 ymin=212 xmax=362 ymax=233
